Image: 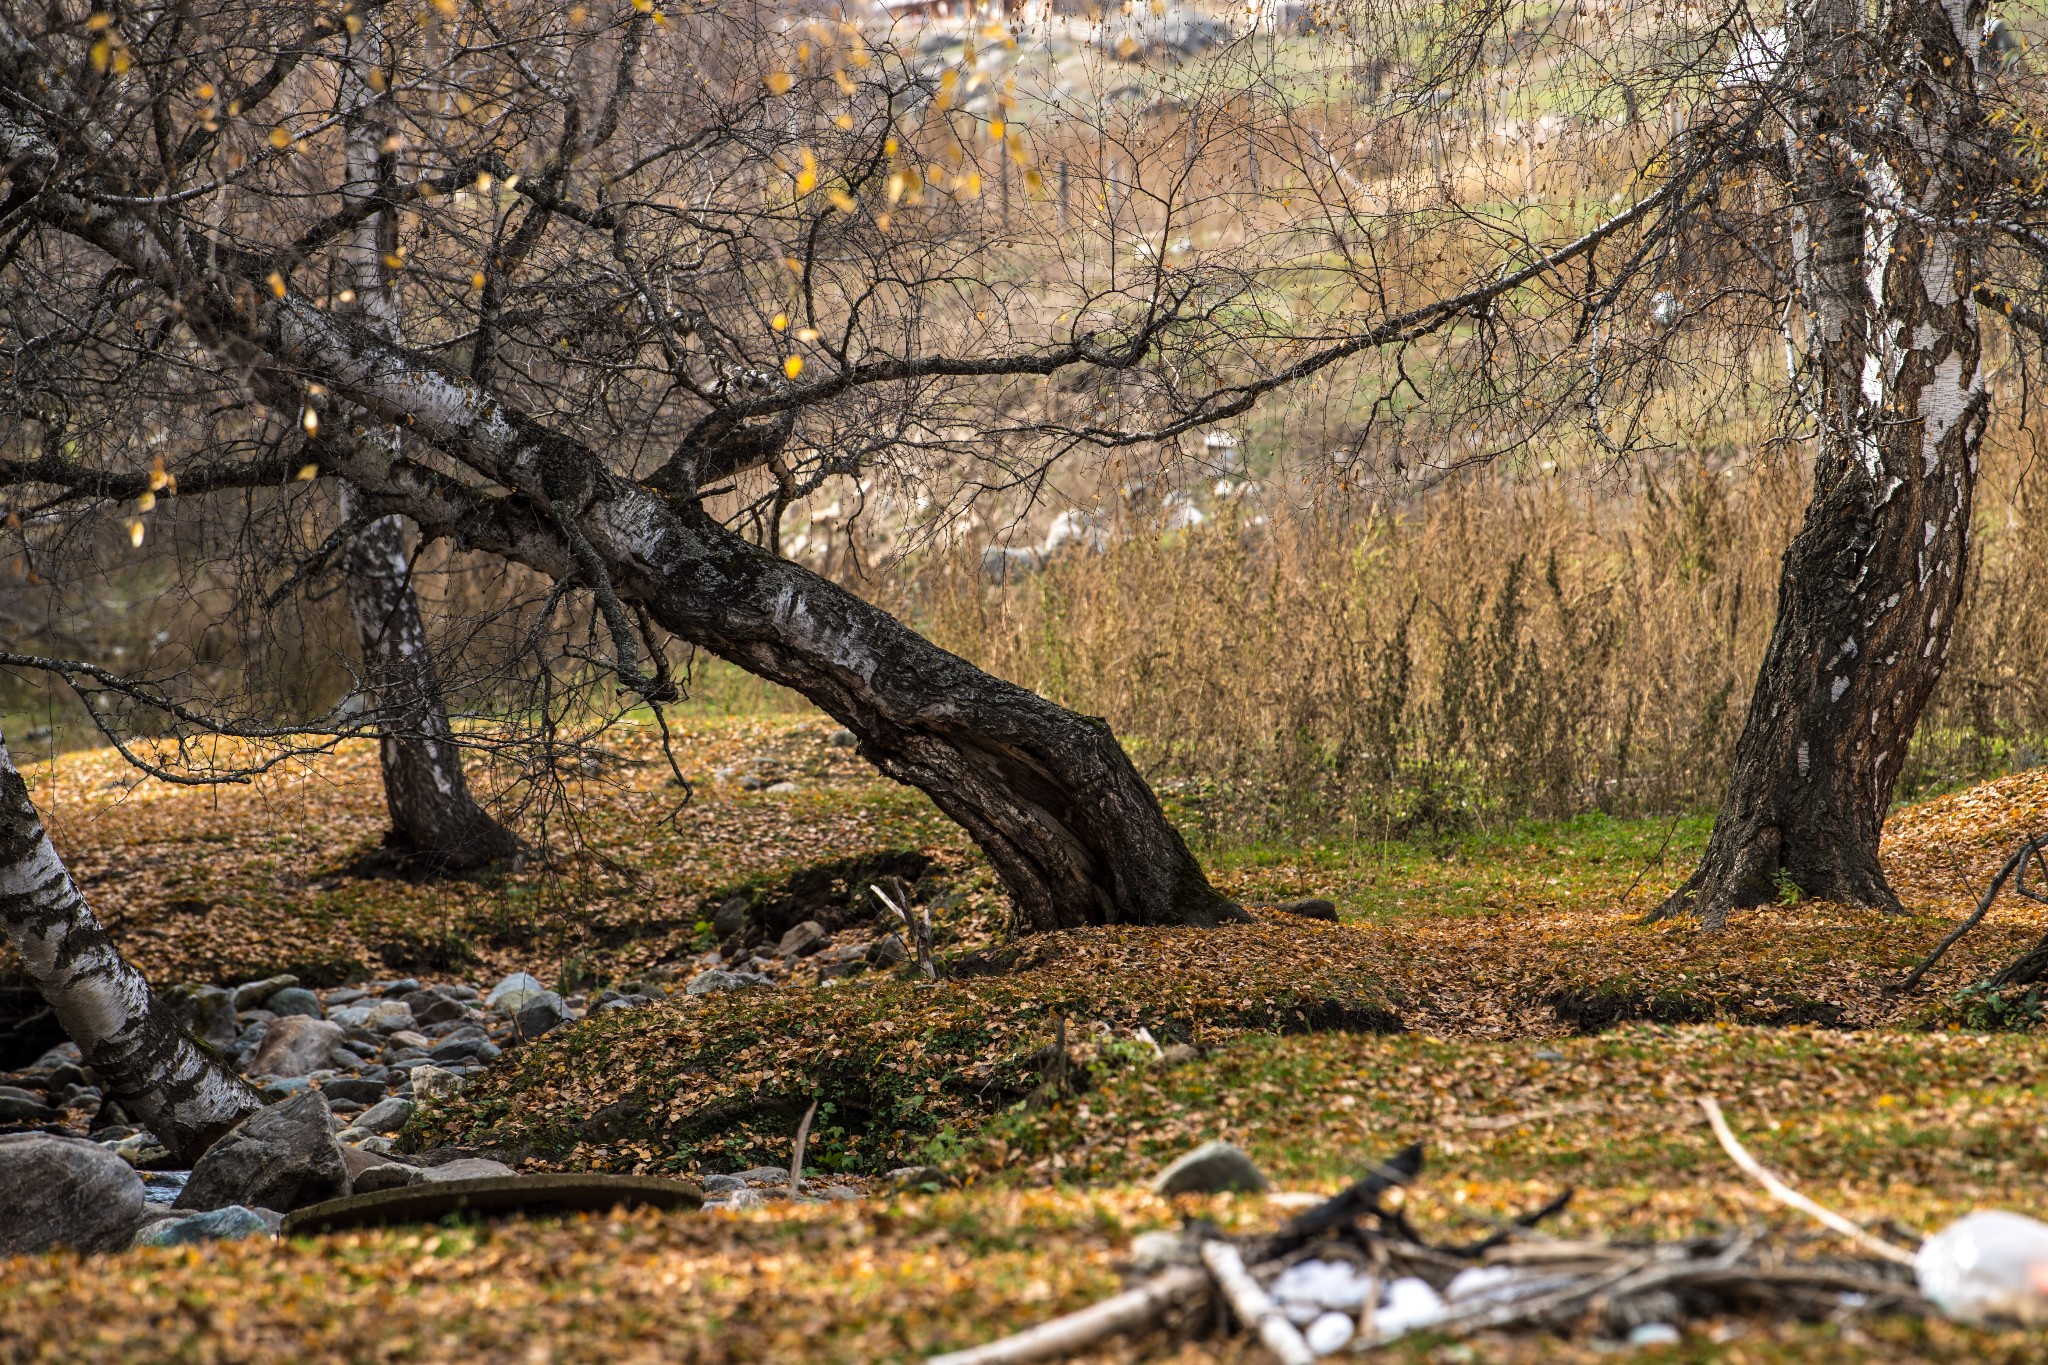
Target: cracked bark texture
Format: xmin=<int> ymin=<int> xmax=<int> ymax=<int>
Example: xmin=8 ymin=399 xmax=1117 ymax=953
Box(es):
xmin=1658 ymin=0 xmax=1989 ymax=926
xmin=0 ymin=736 xmax=262 ymax=1160
xmin=333 ymin=4 xmax=516 ymax=873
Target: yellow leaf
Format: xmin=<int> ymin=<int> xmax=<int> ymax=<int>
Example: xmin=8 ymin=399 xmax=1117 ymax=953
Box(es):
xmin=884 ymin=137 xmax=899 ymax=157
xmin=633 ymin=0 xmax=653 ymax=9
xmin=266 ymin=271 xmax=287 ymax=298
xmin=795 ymin=148 xmax=818 ymax=195
xmin=771 ymin=313 xmax=789 ymax=331
xmin=957 ymin=171 xmax=982 ymax=199
xmin=301 ymin=408 xmax=319 ymax=436
xmin=783 ymin=356 xmax=804 ymax=378
xmin=127 ymin=519 xmax=145 ymax=548
xmin=783 ymin=256 xmax=803 ymax=273
xmin=111 ymin=48 xmax=130 ymax=75
xmin=834 ymin=114 xmax=853 ymax=130
xmin=345 ymin=13 xmax=363 ymax=34
xmin=86 ymin=12 xmax=112 ymax=29
xmin=796 ymin=327 xmax=820 ymax=342
xmin=989 ymin=119 xmax=1005 ymax=141
xmin=765 ymin=71 xmax=794 ymax=95
xmin=471 ymin=272 xmax=487 ymax=290
xmin=136 ymin=491 xmax=156 ymax=513
xmin=89 ymin=38 xmax=110 ymax=72
xmin=569 ymin=5 xmax=588 ymax=20
xmin=269 ymin=126 xmax=292 ymax=149
xmin=148 ymin=457 xmax=169 ymax=492
xmin=834 ymin=69 xmax=857 ymax=95
xmin=297 ymin=464 xmax=319 ymax=481
xmin=827 ymin=188 xmax=857 ymax=212
xmin=381 ymin=252 xmax=405 ymax=269
xmin=197 ymin=83 xmax=215 ymax=100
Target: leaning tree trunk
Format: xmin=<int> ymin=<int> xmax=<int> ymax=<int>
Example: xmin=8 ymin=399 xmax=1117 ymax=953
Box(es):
xmin=9 ymin=99 xmax=1244 ymax=934
xmin=338 ymin=488 xmax=521 ymax=873
xmin=333 ymin=3 xmax=517 ymax=874
xmin=0 ymin=736 xmax=262 ymax=1160
xmin=1656 ymin=0 xmax=1989 ymax=926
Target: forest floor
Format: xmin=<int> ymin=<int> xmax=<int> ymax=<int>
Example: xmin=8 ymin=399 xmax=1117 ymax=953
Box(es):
xmin=5 ymin=713 xmax=2048 ymax=1361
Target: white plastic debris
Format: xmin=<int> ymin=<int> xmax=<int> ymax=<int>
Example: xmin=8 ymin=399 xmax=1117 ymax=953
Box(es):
xmin=1627 ymin=1321 xmax=1681 ymax=1346
xmin=1444 ymin=1263 xmax=1585 ymax=1309
xmin=1373 ymin=1276 xmax=1448 ymax=1337
xmin=1303 ymin=1310 xmax=1355 ymax=1355
xmin=1915 ymin=1210 xmax=2048 ymax=1323
xmin=1269 ymin=1258 xmax=1375 ymax=1311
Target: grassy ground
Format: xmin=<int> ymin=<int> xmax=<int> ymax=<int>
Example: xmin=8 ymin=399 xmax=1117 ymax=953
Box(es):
xmin=7 ymin=714 xmax=2048 ymax=1361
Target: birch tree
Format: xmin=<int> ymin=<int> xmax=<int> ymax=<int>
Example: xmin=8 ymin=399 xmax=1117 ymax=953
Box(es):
xmin=0 ymin=733 xmax=261 ymax=1160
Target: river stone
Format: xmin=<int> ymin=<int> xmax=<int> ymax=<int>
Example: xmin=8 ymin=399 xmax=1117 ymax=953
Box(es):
xmin=401 ymin=990 xmax=466 ymax=1027
xmin=0 ymin=1094 xmax=64 ymax=1122
xmin=776 ymin=921 xmax=828 ymax=958
xmin=685 ymin=969 xmax=768 ymax=995
xmin=283 ymin=1173 xmax=703 ymax=1235
xmin=1150 ymin=1140 xmax=1271 ymax=1196
xmin=174 ymin=1091 xmax=347 ymax=1213
xmin=132 ymin=1204 xmax=274 ymax=1247
xmin=485 ymin=973 xmax=548 ymax=1015
xmin=418 ymin=1157 xmax=516 ymax=1183
xmin=164 ymin=984 xmax=239 ymax=1046
xmin=355 ymin=1097 xmax=414 ymax=1133
xmin=712 ymin=896 xmax=751 ymax=940
xmin=245 ymin=1016 xmax=347 ymax=1078
xmin=231 ymin=975 xmax=299 ymax=1010
xmin=320 ymin=1077 xmax=389 ymax=1107
xmin=360 ymin=1000 xmax=416 ymax=1033
xmin=263 ymin=987 xmax=324 ymax=1019
xmin=513 ymin=993 xmax=571 ymax=1041
xmin=409 ymin=1065 xmax=465 ymax=1100
xmin=0 ymin=1133 xmax=148 ymax=1252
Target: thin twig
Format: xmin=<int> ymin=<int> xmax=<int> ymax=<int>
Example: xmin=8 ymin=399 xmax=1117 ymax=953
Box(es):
xmin=1698 ymin=1098 xmax=1917 ymax=1266
xmin=789 ymin=1096 xmax=819 ymax=1199
xmin=1894 ymin=835 xmax=2044 ymax=993
xmin=924 ymin=1265 xmax=1209 ymax=1365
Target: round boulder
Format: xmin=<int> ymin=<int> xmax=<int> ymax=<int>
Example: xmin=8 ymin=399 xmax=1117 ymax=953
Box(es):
xmin=0 ymin=1133 xmax=148 ymax=1253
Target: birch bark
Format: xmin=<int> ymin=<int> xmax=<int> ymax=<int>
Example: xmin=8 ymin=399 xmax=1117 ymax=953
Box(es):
xmin=0 ymin=736 xmax=262 ymax=1161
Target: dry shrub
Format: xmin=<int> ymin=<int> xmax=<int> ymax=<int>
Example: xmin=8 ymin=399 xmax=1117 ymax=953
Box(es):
xmin=902 ymin=418 xmax=2048 ymax=843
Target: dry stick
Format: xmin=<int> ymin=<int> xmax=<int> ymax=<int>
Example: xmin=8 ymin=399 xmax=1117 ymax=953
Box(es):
xmin=1697 ymin=1098 xmax=1918 ymax=1267
xmin=789 ymin=1096 xmax=819 ymax=1199
xmin=1894 ymin=835 xmax=2043 ymax=993
xmin=871 ymin=882 xmax=936 ymax=980
xmin=1200 ymin=1241 xmax=1316 ymax=1365
xmin=924 ymin=1265 xmax=1210 ymax=1365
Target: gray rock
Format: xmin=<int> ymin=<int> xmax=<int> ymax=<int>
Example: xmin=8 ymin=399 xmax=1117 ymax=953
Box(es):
xmin=700 ymin=1173 xmax=745 ymax=1195
xmin=409 ymin=1065 xmax=466 ymax=1100
xmin=351 ymin=1163 xmax=421 ymax=1194
xmin=733 ymin=1166 xmax=790 ymax=1186
xmin=174 ymin=1091 xmax=348 ymax=1213
xmin=132 ymin=1205 xmax=274 ymax=1247
xmin=763 ymin=781 xmax=799 ymax=794
xmin=375 ymin=979 xmax=422 ymax=998
xmin=685 ymin=969 xmax=768 ymax=995
xmin=401 ymin=990 xmax=466 ymax=1027
xmin=139 ymin=1170 xmax=189 ymax=1206
xmin=867 ymin=934 xmax=910 ymax=967
xmin=417 ymin=1157 xmax=516 ymax=1183
xmin=360 ymin=1000 xmax=416 ymax=1033
xmin=0 ymin=1133 xmax=148 ymax=1253
xmin=320 ymin=1077 xmax=389 ymax=1107
xmin=776 ymin=920 xmax=828 ymax=958
xmin=1274 ymin=897 xmax=1339 ymax=923
xmin=264 ymin=987 xmax=324 ymax=1018
xmin=355 ymin=1097 xmax=415 ymax=1133
xmin=245 ymin=1016 xmax=347 ymax=1078
xmin=826 ymin=728 xmax=857 ymax=748
xmin=886 ymin=1165 xmax=957 ymax=1190
xmin=164 ymin=984 xmax=239 ymax=1046
xmin=232 ymin=974 xmax=300 ymax=1010
xmin=1150 ymin=1140 xmax=1270 ymax=1197
xmin=514 ymin=993 xmax=572 ymax=1041
xmin=712 ymin=896 xmax=751 ymax=940
xmin=485 ymin=972 xmax=549 ymax=1015
xmin=323 ymin=988 xmax=368 ymax=1007
xmin=0 ymin=1095 xmax=64 ymax=1122
xmin=326 ymin=1004 xmax=372 ymax=1029
xmin=429 ymin=1032 xmax=500 ymax=1063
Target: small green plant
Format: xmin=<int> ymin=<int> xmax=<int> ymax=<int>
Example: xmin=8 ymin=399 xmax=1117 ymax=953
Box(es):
xmin=1773 ymin=870 xmax=1803 ymax=907
xmin=1953 ymin=981 xmax=2046 ymax=1031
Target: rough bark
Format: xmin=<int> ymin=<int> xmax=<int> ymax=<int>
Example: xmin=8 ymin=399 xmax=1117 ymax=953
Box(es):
xmin=0 ymin=736 xmax=263 ymax=1160
xmin=333 ymin=4 xmax=516 ymax=874
xmin=1657 ymin=0 xmax=1989 ymax=926
xmin=338 ymin=490 xmax=521 ymax=874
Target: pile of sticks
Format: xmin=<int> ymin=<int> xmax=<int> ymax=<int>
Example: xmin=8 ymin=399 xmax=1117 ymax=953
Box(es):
xmin=931 ymin=1105 xmax=1927 ymax=1364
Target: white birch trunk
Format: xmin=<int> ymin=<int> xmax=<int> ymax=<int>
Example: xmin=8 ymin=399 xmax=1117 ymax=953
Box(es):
xmin=0 ymin=736 xmax=262 ymax=1160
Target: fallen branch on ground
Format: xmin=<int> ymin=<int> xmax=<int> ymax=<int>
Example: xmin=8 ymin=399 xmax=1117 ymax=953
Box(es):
xmin=1698 ymin=1097 xmax=1918 ymax=1267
